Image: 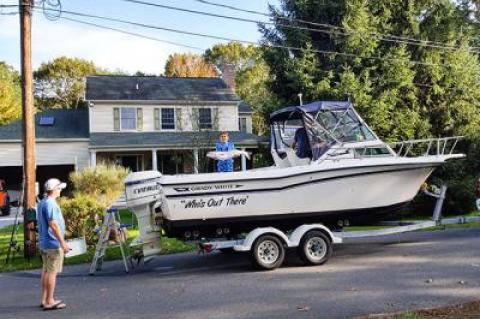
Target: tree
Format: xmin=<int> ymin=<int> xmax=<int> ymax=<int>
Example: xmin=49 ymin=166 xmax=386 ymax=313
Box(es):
xmin=34 ymin=56 xmax=100 ymax=109
xmin=205 ymin=42 xmax=259 ymax=70
xmin=261 ymin=0 xmax=480 ymax=141
xmin=0 ymin=62 xmax=21 ymax=125
xmin=164 ymin=53 xmax=218 ymax=77
xmin=204 ymin=42 xmax=278 ymax=135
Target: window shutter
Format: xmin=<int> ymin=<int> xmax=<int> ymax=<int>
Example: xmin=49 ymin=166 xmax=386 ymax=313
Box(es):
xmin=113 ymin=107 xmax=120 ymax=131
xmin=175 ymin=108 xmax=182 ymax=130
xmin=137 ymin=108 xmax=143 ymax=131
xmin=193 ymin=108 xmax=199 ymax=130
xmin=212 ymin=107 xmax=219 ymax=130
xmin=154 ymin=108 xmax=160 ymax=130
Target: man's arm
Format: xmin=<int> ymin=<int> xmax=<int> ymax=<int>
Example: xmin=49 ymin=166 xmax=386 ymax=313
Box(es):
xmin=48 ymin=219 xmax=69 ymax=253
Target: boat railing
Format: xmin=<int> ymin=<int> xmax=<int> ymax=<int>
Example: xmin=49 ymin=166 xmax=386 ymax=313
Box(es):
xmin=388 ymin=136 xmax=464 ymax=157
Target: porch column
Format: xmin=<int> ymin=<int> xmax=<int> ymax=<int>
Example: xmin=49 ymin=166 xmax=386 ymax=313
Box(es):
xmin=151 ymin=149 xmax=158 ymax=171
xmin=90 ymin=150 xmax=97 ymax=168
xmin=193 ymin=148 xmax=199 ymax=174
xmin=241 ymin=148 xmax=247 ymax=171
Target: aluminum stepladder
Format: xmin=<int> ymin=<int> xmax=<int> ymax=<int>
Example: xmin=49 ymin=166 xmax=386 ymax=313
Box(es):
xmin=89 ymin=208 xmax=133 ymax=274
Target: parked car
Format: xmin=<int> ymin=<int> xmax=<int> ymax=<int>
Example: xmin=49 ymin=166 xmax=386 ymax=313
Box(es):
xmin=0 ymin=179 xmax=11 ymax=216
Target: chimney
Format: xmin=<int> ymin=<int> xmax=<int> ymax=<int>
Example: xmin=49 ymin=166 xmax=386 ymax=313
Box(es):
xmin=221 ymin=63 xmax=236 ymax=91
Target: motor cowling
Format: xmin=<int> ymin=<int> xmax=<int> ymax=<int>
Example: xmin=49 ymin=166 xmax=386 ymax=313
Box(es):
xmin=125 ymin=171 xmax=163 ymax=257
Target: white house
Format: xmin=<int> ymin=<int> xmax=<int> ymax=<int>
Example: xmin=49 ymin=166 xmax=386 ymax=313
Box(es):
xmin=0 ymin=75 xmax=264 ymax=190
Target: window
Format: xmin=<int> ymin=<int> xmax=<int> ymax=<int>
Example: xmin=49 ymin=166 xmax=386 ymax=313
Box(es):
xmin=354 ymin=147 xmax=392 ymax=157
xmin=161 ymin=108 xmax=175 ymax=130
xmin=239 ymin=117 xmax=247 ymax=133
xmin=198 ymin=108 xmax=212 ymax=130
xmin=120 ymin=107 xmax=137 ymax=130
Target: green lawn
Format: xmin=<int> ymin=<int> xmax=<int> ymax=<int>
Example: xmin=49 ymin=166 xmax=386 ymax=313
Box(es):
xmin=0 ymin=209 xmax=194 ymax=272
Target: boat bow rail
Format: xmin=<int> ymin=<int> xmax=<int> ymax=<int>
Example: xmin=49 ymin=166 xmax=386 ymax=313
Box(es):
xmin=389 ymin=136 xmax=464 ymax=158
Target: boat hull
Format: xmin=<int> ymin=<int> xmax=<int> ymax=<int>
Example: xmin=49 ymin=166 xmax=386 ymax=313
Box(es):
xmin=159 ymin=162 xmax=438 ymax=238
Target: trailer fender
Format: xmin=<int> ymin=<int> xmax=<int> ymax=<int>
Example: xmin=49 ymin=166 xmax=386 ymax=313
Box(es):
xmin=234 ymin=227 xmax=290 ymax=252
xmin=289 ymin=224 xmax=342 ymax=246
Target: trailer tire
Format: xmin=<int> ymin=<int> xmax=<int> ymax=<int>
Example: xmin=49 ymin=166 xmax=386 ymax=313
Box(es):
xmin=251 ymin=235 xmax=285 ymax=270
xmin=298 ymin=230 xmax=331 ymax=266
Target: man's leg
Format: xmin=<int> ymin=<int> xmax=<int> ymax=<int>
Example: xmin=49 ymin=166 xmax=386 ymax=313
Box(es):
xmin=43 ymin=249 xmax=66 ymax=309
xmin=44 ymin=271 xmax=57 ymax=306
xmin=41 ymin=271 xmax=48 ymax=306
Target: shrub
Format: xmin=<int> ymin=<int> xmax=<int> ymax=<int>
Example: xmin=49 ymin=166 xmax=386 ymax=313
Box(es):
xmin=61 ymin=163 xmax=129 ymax=245
xmin=59 ymin=193 xmax=105 ymax=245
xmin=69 ymin=163 xmax=129 ymax=208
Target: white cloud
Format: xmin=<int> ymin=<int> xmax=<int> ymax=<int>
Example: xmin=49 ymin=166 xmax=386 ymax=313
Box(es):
xmin=0 ymin=14 xmax=193 ymax=74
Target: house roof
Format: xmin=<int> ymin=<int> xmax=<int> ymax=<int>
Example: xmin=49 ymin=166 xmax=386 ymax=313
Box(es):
xmin=0 ymin=108 xmax=89 ymax=140
xmin=238 ymin=101 xmax=253 ymax=113
xmin=86 ymin=76 xmax=242 ymax=102
xmin=89 ymin=131 xmax=267 ymax=149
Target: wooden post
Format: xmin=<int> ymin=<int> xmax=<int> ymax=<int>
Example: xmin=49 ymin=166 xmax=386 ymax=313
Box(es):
xmin=20 ymin=0 xmax=37 ymax=258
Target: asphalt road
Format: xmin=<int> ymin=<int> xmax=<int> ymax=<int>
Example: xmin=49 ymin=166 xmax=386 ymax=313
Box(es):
xmin=1 ymin=228 xmax=479 ymax=319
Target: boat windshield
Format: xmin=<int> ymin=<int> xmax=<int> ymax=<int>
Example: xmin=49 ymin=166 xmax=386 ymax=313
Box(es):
xmin=313 ymin=108 xmax=376 ymax=143
xmin=271 ymin=107 xmax=378 ymax=161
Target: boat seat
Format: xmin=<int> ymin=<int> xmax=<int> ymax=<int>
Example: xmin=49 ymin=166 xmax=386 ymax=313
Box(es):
xmin=284 ymin=148 xmax=311 ymax=166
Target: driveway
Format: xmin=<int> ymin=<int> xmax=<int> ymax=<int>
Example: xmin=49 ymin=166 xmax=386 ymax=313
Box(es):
xmin=0 ymin=228 xmax=479 ymax=319
xmin=0 ymin=208 xmax=21 ymax=228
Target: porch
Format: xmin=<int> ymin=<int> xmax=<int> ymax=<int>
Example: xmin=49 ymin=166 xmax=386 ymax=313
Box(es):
xmin=88 ymin=131 xmax=264 ymax=174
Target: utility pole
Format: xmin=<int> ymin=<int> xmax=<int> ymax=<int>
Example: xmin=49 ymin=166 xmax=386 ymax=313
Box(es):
xmin=20 ymin=0 xmax=37 ymax=258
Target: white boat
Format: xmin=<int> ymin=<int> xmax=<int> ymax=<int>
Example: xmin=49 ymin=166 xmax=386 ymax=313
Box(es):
xmin=125 ymin=101 xmax=464 ymax=255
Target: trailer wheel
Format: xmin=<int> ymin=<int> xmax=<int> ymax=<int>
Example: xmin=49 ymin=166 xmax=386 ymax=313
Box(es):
xmin=251 ymin=235 xmax=285 ymax=270
xmin=298 ymin=230 xmax=331 ymax=266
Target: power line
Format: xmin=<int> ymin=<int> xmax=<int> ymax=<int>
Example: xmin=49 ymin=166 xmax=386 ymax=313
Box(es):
xmin=184 ymin=0 xmax=480 ymax=51
xmin=59 ymin=16 xmax=205 ymax=51
xmin=16 ymin=4 xmax=472 ymax=92
xmin=34 ymin=5 xmax=470 ymax=69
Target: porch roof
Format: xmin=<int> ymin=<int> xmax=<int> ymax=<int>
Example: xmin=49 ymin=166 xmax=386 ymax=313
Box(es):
xmin=89 ymin=131 xmax=267 ymax=149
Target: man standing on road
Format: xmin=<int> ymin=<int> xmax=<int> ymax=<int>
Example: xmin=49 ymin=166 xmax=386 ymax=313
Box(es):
xmin=38 ymin=178 xmax=70 ymax=311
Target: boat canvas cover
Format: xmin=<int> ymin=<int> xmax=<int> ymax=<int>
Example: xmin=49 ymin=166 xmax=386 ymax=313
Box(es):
xmin=269 ymin=101 xmax=351 ymax=122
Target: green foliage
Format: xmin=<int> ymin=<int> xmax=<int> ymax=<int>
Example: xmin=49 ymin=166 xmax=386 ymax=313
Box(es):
xmin=430 ymin=137 xmax=480 ymax=214
xmin=34 ymin=56 xmax=100 ymax=109
xmin=69 ymin=163 xmax=129 ymax=208
xmin=262 ymin=0 xmax=480 ymax=141
xmin=204 ymin=42 xmax=279 ymax=135
xmin=0 ymin=62 xmax=21 ymax=125
xmin=58 ymin=193 xmax=105 ymax=245
xmin=205 ymin=41 xmax=259 ymax=70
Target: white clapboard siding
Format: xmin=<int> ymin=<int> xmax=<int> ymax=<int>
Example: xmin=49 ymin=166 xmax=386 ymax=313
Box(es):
xmin=90 ymin=105 xmax=115 ymax=132
xmin=0 ymin=141 xmax=90 ymax=169
xmin=90 ymin=103 xmax=241 ymax=132
xmin=217 ymin=105 xmax=238 ymax=131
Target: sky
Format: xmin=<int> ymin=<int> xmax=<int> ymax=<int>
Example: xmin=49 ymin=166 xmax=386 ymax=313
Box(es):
xmin=0 ymin=0 xmax=279 ymax=74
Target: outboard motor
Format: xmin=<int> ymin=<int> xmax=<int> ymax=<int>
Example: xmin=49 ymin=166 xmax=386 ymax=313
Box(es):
xmin=124 ymin=171 xmax=163 ymax=257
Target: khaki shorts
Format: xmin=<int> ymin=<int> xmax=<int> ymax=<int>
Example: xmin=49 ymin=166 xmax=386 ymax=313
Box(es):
xmin=41 ymin=248 xmax=64 ymax=273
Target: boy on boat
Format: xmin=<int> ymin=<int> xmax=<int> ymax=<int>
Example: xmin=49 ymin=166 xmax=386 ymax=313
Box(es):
xmin=215 ymin=132 xmax=235 ymax=172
